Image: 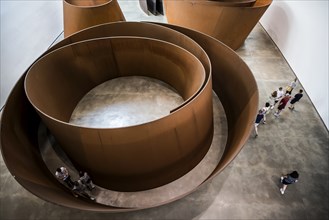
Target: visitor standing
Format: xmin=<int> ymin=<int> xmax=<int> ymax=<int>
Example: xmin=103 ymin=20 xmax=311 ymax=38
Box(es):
xmin=261 ymin=102 xmax=271 ymax=123
xmin=285 ymin=78 xmax=298 ymax=95
xmin=72 ymin=180 xmax=95 ymax=201
xmin=274 ymin=87 xmax=285 ymax=106
xmin=269 ymin=90 xmax=277 ymax=109
xmin=254 ymin=109 xmax=265 ymax=137
xmin=55 ymin=166 xmax=74 ymax=188
xmin=274 ymin=94 xmax=291 ymax=117
xmin=79 ymin=171 xmax=96 ymax=191
xmin=289 ymin=89 xmax=304 ymax=110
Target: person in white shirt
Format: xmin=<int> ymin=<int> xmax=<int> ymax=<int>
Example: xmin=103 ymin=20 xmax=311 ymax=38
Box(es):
xmin=269 ymin=90 xmax=277 ymax=109
xmin=274 ymin=87 xmax=284 ymax=106
xmin=55 ymin=166 xmax=74 ymax=188
xmin=261 ymin=102 xmax=271 ymax=123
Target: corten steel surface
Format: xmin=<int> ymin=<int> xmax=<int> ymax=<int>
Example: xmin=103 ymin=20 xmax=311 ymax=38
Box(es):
xmin=48 ymin=22 xmax=212 ymax=113
xmin=164 ymin=0 xmax=272 ymax=50
xmin=208 ymin=0 xmax=256 ymax=7
xmin=154 ymin=22 xmax=259 ymax=180
xmin=63 ymin=0 xmax=125 ymax=37
xmin=0 ymin=21 xmax=258 ymax=211
xmin=25 ymin=37 xmax=212 ymax=191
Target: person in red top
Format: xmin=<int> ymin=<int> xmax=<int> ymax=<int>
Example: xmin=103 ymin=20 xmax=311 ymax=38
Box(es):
xmin=274 ymin=94 xmax=291 ymax=117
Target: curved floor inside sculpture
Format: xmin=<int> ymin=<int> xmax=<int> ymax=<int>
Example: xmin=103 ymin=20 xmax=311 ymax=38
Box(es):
xmin=38 ymin=76 xmax=227 ymax=208
xmin=70 ymin=76 xmax=184 ymax=128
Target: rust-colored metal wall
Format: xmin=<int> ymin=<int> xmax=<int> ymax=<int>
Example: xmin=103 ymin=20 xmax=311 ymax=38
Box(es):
xmin=0 ymin=21 xmax=258 ymax=211
xmin=25 ymin=37 xmax=212 ymax=191
xmin=63 ymin=0 xmax=125 ymax=37
xmin=164 ymin=0 xmax=272 ymax=50
xmin=154 ymin=23 xmax=259 ymax=180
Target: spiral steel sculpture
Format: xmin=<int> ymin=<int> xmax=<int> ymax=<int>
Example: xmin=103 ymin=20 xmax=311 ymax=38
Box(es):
xmin=164 ymin=0 xmax=272 ymax=50
xmin=0 ymin=21 xmax=258 ymax=211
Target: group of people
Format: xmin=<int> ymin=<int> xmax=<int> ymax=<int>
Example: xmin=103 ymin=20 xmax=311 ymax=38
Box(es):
xmin=254 ymin=78 xmax=304 ymax=137
xmin=254 ymin=78 xmax=302 ymax=195
xmin=55 ymin=166 xmax=96 ymax=201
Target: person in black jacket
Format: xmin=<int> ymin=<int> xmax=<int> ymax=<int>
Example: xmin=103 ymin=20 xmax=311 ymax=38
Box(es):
xmin=288 ymin=89 xmax=303 ymax=110
xmin=280 ymin=171 xmax=299 ymax=194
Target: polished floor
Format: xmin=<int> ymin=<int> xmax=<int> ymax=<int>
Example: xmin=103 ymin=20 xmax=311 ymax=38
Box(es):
xmin=1 ymin=1 xmax=328 ymax=219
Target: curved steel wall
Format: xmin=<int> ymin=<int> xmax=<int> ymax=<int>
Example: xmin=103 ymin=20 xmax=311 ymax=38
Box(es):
xmin=164 ymin=0 xmax=272 ymax=50
xmin=0 ymin=21 xmax=258 ymax=211
xmin=63 ymin=0 xmax=125 ymax=37
xmin=153 ymin=23 xmax=259 ymax=180
xmin=24 ymin=37 xmax=212 ymax=191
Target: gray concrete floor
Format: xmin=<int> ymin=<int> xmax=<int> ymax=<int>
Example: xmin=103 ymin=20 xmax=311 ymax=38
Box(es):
xmin=1 ymin=1 xmax=329 ymax=219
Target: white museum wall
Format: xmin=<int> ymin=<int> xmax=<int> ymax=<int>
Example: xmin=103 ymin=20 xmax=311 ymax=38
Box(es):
xmin=260 ymin=0 xmax=329 ymax=129
xmin=0 ymin=1 xmax=63 ymax=108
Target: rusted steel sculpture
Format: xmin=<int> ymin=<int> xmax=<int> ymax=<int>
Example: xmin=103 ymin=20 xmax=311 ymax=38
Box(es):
xmin=63 ymin=0 xmax=125 ymax=37
xmin=25 ymin=37 xmax=212 ymax=191
xmin=0 ymin=21 xmax=258 ymax=211
xmin=164 ymin=0 xmax=272 ymax=50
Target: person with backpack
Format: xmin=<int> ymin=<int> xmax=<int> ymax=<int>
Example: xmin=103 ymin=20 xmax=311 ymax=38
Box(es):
xmin=280 ymin=171 xmax=299 ymax=194
xmin=274 ymin=87 xmax=285 ymax=107
xmin=285 ymin=78 xmax=298 ymax=95
xmin=261 ymin=102 xmax=271 ymax=124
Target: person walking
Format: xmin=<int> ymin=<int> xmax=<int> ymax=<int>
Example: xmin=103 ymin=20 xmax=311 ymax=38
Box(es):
xmin=285 ymin=78 xmax=298 ymax=95
xmin=72 ymin=180 xmax=95 ymax=201
xmin=269 ymin=90 xmax=277 ymax=110
xmin=280 ymin=171 xmax=299 ymax=194
xmin=55 ymin=166 xmax=74 ymax=188
xmin=261 ymin=102 xmax=271 ymax=124
xmin=274 ymin=94 xmax=291 ymax=117
xmin=79 ymin=171 xmax=95 ymax=191
xmin=254 ymin=109 xmax=265 ymax=137
xmin=289 ymin=89 xmax=304 ymax=110
xmin=274 ymin=87 xmax=285 ymax=107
